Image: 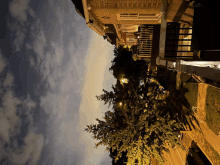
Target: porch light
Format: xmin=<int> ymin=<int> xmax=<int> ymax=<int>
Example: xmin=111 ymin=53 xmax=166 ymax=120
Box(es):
xmin=120 ymin=78 xmax=128 ymax=84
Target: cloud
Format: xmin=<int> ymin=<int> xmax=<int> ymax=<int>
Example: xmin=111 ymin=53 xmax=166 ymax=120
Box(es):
xmin=3 ymin=72 xmax=14 ymax=88
xmin=99 ymin=153 xmax=113 ymax=165
xmin=11 ymin=132 xmax=44 ymax=165
xmin=32 ymin=25 xmax=47 ymax=60
xmin=28 ymin=7 xmax=35 ymax=18
xmin=26 ymin=42 xmax=32 ymax=50
xmin=29 ymin=14 xmax=86 ymax=165
xmin=26 ymin=1 xmax=115 ymax=165
xmin=0 ymin=50 xmax=7 ymax=73
xmin=13 ymin=24 xmax=26 ymax=52
xmin=9 ymin=0 xmax=36 ymax=52
xmin=29 ymin=55 xmax=36 ymax=67
xmin=0 ymin=50 xmax=45 ymax=165
xmin=77 ymin=32 xmax=114 ymax=165
xmin=32 ymin=24 xmax=112 ymax=165
xmin=30 ymin=21 xmax=64 ymax=90
xmin=9 ymin=0 xmax=30 ymax=23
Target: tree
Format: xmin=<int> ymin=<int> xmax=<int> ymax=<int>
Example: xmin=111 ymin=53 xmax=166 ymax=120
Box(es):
xmin=109 ymin=145 xmax=128 ymax=165
xmin=109 ymin=46 xmax=149 ymax=82
xmin=85 ymin=76 xmax=185 ymax=165
xmin=84 ymin=46 xmax=196 ymax=165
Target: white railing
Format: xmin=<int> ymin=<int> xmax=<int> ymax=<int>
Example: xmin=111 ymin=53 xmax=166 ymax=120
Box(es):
xmin=138 ymin=25 xmax=153 ymax=58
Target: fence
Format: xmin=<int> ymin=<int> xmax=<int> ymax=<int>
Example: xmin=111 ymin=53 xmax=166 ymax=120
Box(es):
xmin=138 ymin=25 xmax=154 ymax=58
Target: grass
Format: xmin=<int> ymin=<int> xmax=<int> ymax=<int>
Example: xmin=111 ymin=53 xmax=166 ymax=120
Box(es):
xmin=205 ymin=86 xmax=220 ymax=135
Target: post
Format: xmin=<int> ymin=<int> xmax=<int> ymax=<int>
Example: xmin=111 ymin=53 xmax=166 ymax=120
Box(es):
xmin=159 ymin=1 xmax=168 ymax=58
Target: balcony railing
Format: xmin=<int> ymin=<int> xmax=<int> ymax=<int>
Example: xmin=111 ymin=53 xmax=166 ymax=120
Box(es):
xmin=137 ymin=25 xmax=154 ymax=58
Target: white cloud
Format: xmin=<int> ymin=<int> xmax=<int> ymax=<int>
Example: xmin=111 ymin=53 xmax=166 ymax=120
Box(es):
xmin=27 ymin=2 xmax=115 ymax=165
xmin=30 ymin=22 xmax=65 ymax=90
xmin=0 ymin=112 xmax=11 ymax=143
xmin=9 ymin=0 xmax=30 ymax=23
xmin=51 ymin=41 xmax=65 ymax=66
xmin=13 ymin=25 xmax=26 ymax=52
xmin=26 ymin=42 xmax=32 ymax=50
xmin=0 ymin=50 xmax=7 ymax=73
xmin=6 ymin=20 xmax=27 ymax=52
xmin=11 ymin=132 xmax=45 ymax=165
xmin=35 ymin=29 xmax=113 ymax=165
xmin=9 ymin=0 xmax=35 ymax=52
xmin=0 ymin=50 xmax=45 ymax=165
xmin=29 ymin=55 xmax=36 ymax=67
xmin=78 ymin=33 xmax=114 ymax=165
xmin=28 ymin=7 xmax=35 ymax=18
xmin=29 ymin=17 xmax=84 ymax=164
xmin=32 ymin=26 xmax=47 ymax=59
xmin=3 ymin=72 xmax=14 ymax=88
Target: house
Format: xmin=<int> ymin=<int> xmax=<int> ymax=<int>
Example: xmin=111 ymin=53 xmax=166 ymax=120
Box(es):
xmin=72 ymin=0 xmax=165 ymax=44
xmin=71 ymin=0 xmax=195 ymax=61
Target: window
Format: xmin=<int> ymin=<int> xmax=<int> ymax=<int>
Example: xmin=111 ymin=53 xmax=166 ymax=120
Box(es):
xmin=117 ymin=13 xmax=162 ymax=20
xmin=126 ymin=38 xmax=135 ymax=42
xmin=107 ymin=0 xmax=115 ymax=3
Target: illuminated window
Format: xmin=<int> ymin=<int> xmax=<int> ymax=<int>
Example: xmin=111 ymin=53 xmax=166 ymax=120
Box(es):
xmin=107 ymin=0 xmax=115 ymax=3
xmin=126 ymin=38 xmax=135 ymax=42
xmin=117 ymin=13 xmax=162 ymax=20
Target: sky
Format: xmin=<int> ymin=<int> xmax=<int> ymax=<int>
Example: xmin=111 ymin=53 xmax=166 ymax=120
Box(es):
xmin=0 ymin=0 xmax=116 ymax=165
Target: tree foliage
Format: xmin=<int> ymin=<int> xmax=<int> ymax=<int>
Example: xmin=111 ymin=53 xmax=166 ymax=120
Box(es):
xmin=84 ymin=47 xmax=190 ymax=165
xmin=109 ymin=46 xmax=149 ymax=82
xmin=85 ymin=78 xmax=184 ymax=165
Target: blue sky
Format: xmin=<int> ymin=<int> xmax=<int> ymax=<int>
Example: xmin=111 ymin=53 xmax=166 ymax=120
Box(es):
xmin=0 ymin=0 xmax=116 ymax=164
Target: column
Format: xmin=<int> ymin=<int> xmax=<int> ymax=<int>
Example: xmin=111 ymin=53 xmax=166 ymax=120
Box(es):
xmin=159 ymin=1 xmax=168 ymax=58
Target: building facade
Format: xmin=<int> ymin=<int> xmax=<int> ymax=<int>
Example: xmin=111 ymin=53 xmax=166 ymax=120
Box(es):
xmin=72 ymin=0 xmax=195 ymax=62
xmin=72 ymin=0 xmax=173 ymax=46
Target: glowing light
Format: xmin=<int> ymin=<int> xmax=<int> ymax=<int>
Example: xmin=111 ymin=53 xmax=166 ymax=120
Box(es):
xmin=121 ymin=78 xmax=128 ymax=84
xmin=119 ymin=102 xmax=122 ymax=106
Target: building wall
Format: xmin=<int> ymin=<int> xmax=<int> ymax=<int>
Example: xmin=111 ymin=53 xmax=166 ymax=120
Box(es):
xmin=88 ymin=0 xmax=163 ymax=25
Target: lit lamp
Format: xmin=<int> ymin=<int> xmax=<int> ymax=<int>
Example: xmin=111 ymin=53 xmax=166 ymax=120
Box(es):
xmin=134 ymin=32 xmax=140 ymax=39
xmin=119 ymin=102 xmax=122 ymax=106
xmin=120 ymin=78 xmax=128 ymax=84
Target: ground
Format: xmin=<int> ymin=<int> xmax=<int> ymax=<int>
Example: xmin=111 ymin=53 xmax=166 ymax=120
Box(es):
xmin=171 ymin=72 xmax=220 ymax=165
xmin=154 ymin=70 xmax=220 ymax=165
